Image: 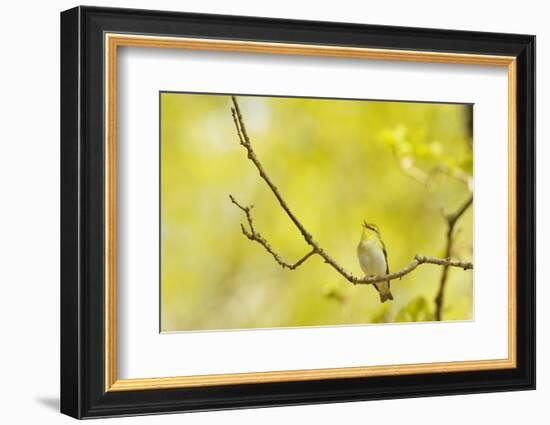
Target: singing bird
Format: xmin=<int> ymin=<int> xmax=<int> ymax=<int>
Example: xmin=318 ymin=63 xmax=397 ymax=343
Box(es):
xmin=357 ymin=221 xmax=394 ymax=303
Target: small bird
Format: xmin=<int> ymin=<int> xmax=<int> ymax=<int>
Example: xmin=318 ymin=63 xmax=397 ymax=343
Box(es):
xmin=357 ymin=221 xmax=394 ymax=303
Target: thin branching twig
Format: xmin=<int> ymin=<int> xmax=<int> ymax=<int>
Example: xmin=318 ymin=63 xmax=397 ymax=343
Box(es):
xmin=434 ymin=194 xmax=473 ymax=320
xmin=390 ymin=129 xmax=474 ymax=319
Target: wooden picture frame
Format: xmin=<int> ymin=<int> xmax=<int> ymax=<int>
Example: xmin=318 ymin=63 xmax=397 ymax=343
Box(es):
xmin=60 ymin=5 xmax=535 ymax=419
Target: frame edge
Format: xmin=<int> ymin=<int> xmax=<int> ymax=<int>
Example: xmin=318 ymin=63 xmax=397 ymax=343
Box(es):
xmin=60 ymin=6 xmax=83 ymax=420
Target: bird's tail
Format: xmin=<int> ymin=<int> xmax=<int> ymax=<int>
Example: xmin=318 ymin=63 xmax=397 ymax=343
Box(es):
xmin=376 ymin=282 xmax=394 ymax=303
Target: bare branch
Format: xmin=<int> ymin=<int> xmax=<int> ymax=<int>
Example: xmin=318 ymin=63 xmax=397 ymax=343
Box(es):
xmin=435 ymin=194 xmax=473 ymax=320
xmin=357 ymin=255 xmax=472 ymax=285
xmin=230 ymin=97 xmax=362 ymax=281
xmin=446 ymin=194 xmax=474 ymax=226
xmin=389 ymin=131 xmax=473 ymax=319
xmin=230 ymin=99 xmax=316 ymax=246
xmin=229 ymin=96 xmax=473 ymax=290
xmin=416 ymin=255 xmax=472 ymax=270
xmin=229 ymin=194 xmax=317 ymax=270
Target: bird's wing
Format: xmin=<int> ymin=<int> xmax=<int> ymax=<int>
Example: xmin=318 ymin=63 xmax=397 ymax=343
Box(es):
xmin=381 ymin=239 xmax=390 ymax=288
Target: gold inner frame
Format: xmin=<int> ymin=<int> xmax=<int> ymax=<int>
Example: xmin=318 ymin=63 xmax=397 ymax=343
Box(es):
xmin=104 ymin=33 xmax=517 ymax=392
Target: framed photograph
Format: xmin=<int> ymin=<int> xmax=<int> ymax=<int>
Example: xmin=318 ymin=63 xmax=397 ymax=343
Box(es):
xmin=60 ymin=6 xmax=535 ymax=419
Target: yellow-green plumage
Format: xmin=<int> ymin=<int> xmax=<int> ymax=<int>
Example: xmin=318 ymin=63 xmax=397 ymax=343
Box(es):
xmin=357 ymin=222 xmax=393 ymax=303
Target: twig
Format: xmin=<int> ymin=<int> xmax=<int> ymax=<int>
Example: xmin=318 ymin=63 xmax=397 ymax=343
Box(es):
xmin=390 ymin=134 xmax=473 ymax=320
xmin=434 ymin=194 xmax=473 ymax=320
xmin=229 ymin=195 xmax=317 ymax=270
xmin=229 ymin=96 xmax=473 ymax=287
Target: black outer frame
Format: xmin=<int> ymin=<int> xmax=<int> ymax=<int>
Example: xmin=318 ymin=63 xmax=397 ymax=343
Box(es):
xmin=60 ymin=6 xmax=535 ymax=419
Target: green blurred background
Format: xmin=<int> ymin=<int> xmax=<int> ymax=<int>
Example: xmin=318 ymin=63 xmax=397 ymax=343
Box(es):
xmin=160 ymin=93 xmax=473 ymax=332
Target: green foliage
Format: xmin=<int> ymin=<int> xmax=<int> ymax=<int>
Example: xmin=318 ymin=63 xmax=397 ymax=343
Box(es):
xmin=381 ymin=123 xmax=473 ymax=179
xmin=395 ymin=296 xmax=433 ymax=322
xmin=161 ymin=94 xmax=473 ymax=331
xmin=322 ymin=281 xmax=347 ymax=305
